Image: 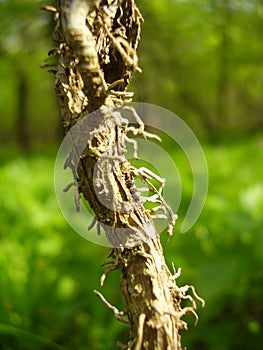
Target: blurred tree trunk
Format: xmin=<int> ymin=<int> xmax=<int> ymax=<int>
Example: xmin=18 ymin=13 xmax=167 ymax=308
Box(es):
xmin=46 ymin=1 xmax=204 ymax=348
xmin=216 ymin=0 xmax=232 ymax=131
xmin=16 ymin=68 xmax=30 ymax=151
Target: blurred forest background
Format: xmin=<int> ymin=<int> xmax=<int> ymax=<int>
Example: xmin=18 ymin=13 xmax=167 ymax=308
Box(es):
xmin=0 ymin=0 xmax=262 ymax=349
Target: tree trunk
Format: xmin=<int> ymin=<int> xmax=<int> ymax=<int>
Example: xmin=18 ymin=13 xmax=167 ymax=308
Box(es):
xmin=17 ymin=68 xmax=30 ymax=151
xmin=44 ymin=1 xmax=204 ymax=348
xmin=216 ymin=0 xmax=232 ymax=131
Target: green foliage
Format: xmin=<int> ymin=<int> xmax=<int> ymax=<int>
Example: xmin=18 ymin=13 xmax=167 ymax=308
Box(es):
xmin=1 ymin=0 xmax=263 ymax=148
xmin=0 ymin=136 xmax=262 ymax=349
xmin=135 ymin=0 xmax=263 ymax=138
xmin=0 ymin=0 xmax=59 ymax=148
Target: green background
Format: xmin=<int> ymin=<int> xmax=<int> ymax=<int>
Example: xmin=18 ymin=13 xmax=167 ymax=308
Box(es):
xmin=0 ymin=0 xmax=262 ymax=349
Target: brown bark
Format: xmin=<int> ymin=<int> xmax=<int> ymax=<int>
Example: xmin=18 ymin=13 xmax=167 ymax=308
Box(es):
xmin=44 ymin=1 xmax=204 ymax=348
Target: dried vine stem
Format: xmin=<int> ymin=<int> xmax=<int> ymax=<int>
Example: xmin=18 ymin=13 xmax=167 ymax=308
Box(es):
xmin=45 ymin=1 xmax=205 ymax=349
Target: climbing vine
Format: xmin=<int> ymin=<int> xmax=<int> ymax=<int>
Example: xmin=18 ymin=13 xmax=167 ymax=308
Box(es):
xmin=42 ymin=1 xmax=204 ymax=348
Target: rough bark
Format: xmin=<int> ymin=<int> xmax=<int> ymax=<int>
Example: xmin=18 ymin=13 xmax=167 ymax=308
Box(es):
xmin=43 ymin=1 xmax=204 ymax=349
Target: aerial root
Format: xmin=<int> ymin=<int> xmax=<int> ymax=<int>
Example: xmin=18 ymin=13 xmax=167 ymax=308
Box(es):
xmin=100 ymin=261 xmax=119 ymax=286
xmin=87 ymin=217 xmax=97 ymax=231
xmin=107 ymin=79 xmax=125 ymax=90
xmin=63 ymin=180 xmax=80 ymax=212
xmin=64 ymin=153 xmax=77 ymax=180
xmin=178 ymin=285 xmax=206 ymax=309
xmin=171 ymin=263 xmax=182 ymax=280
xmin=125 ymin=136 xmax=138 ymax=158
xmin=131 ymin=166 xmax=178 ymax=236
xmin=168 ymin=265 xmax=205 ymax=326
xmin=170 ymin=265 xmax=205 ymax=308
xmin=122 ymin=106 xmax=161 ymax=142
xmin=103 ymin=27 xmax=141 ymax=72
xmin=40 ymin=5 xmax=57 ymax=13
xmin=87 ymin=218 xmax=101 ymax=235
xmin=98 ymin=6 xmax=140 ymax=73
xmin=178 ymin=306 xmax=199 ymax=327
xmin=134 ymin=313 xmax=146 ymax=350
xmin=154 ymin=303 xmax=199 ymax=327
xmin=74 ymin=187 xmax=80 ymax=212
xmin=110 ymin=90 xmax=134 ymax=98
xmin=40 ymin=5 xmax=59 ymax=21
xmin=128 ymin=126 xmax=162 ymax=142
xmin=177 ymin=286 xmax=205 ymax=326
xmin=94 ymin=290 xmax=128 ymax=324
xmin=63 ymin=181 xmax=77 ymax=192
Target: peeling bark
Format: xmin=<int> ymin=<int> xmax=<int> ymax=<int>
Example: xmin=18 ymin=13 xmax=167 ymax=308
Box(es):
xmin=44 ymin=1 xmax=204 ymax=349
